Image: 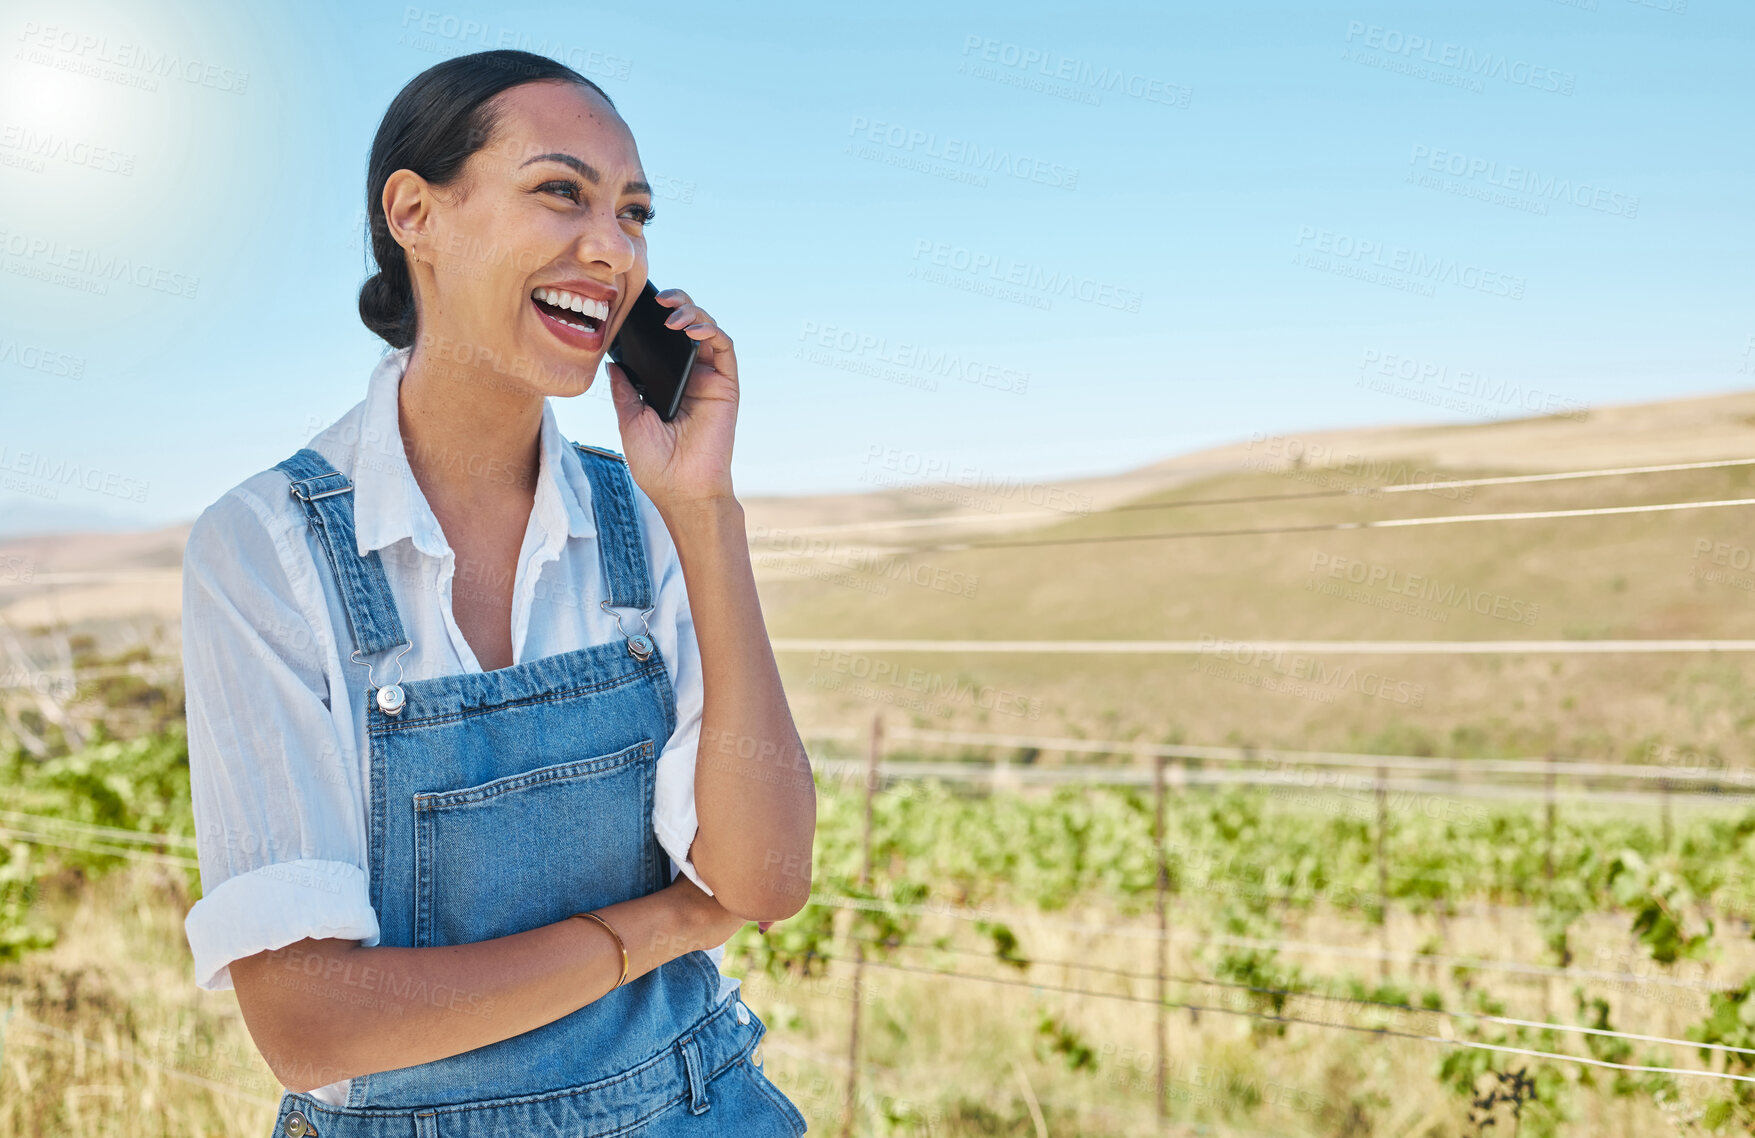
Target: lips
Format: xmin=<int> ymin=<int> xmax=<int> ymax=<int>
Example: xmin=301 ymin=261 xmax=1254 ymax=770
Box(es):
xmin=529 ymin=282 xmax=619 ymax=351
xmin=531 ymin=286 xmax=608 ymax=330
xmin=532 ymin=298 xmax=605 ymax=351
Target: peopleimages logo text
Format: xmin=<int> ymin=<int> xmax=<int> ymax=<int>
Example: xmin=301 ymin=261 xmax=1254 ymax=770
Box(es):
xmin=1408 ymin=146 xmax=1637 ymax=218
xmin=1343 ymin=22 xmax=1576 ymax=95
xmin=0 ymin=228 xmax=199 ymax=299
xmin=910 ymin=239 xmax=1143 ymax=312
xmin=1295 ymin=227 xmax=1525 ymax=300
xmin=0 ymin=446 xmax=149 ymax=502
xmin=16 ymin=21 xmax=249 ymax=93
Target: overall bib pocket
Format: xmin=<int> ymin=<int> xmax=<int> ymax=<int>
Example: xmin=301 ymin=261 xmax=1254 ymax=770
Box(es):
xmin=412 ymin=738 xmax=659 ymax=948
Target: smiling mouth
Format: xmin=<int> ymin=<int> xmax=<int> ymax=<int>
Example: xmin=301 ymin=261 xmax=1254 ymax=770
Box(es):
xmin=530 ymin=286 xmax=608 ymax=333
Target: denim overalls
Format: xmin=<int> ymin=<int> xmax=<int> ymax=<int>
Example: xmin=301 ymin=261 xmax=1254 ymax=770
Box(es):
xmin=262 ymin=441 xmax=808 ymax=1137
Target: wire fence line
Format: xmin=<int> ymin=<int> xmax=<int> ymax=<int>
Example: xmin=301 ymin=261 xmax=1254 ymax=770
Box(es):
xmin=0 ymin=823 xmax=199 ymax=870
xmin=802 ymin=891 xmax=1738 ymax=993
xmin=1136 ymin=457 xmax=1755 ymax=506
xmin=0 ymin=569 xmax=182 ymax=588
xmin=795 ymin=723 xmax=1755 ymax=808
xmin=752 ymin=457 xmax=1755 ymax=540
xmin=747 ymin=456 xmax=1755 ymax=546
xmin=807 ymin=758 xmax=1755 ymax=808
xmin=13 ymin=456 xmax=1755 ymax=565
xmin=0 ymin=809 xmax=195 ymax=849
xmin=833 ymin=932 xmax=1755 ymax=1057
xmin=779 ymin=636 xmax=1755 ymax=654
xmin=13 ymin=806 xmax=1741 ymax=982
xmin=888 ymin=494 xmax=1755 ymax=553
xmin=25 ymin=805 xmax=1735 ymax=1009
xmin=845 ymin=956 xmax=1755 ymax=1086
xmin=0 ymin=661 xmax=184 ymax=689
xmin=800 ymin=724 xmax=1753 ymax=780
xmin=7 ymin=809 xmax=1713 ymax=979
xmin=764 ymin=951 xmax=1755 ymax=1090
xmin=11 ymin=810 xmax=1737 ymax=960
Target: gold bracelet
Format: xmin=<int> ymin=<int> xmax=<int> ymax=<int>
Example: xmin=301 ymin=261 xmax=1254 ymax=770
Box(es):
xmin=570 ymin=910 xmax=629 ymax=990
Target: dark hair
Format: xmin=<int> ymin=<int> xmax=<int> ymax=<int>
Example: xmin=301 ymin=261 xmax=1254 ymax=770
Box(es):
xmin=358 ymin=50 xmax=616 ymax=349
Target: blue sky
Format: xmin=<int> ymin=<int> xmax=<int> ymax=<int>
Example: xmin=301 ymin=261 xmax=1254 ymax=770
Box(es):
xmin=1 ymin=0 xmax=1750 ymax=533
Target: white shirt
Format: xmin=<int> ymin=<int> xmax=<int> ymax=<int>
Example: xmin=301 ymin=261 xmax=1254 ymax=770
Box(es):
xmin=181 ymin=346 xmax=736 ymax=1106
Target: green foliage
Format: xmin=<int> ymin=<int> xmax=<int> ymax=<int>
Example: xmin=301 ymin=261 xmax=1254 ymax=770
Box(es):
xmin=21 ymin=723 xmax=1755 ymax=1133
xmin=19 ymin=730 xmax=194 ymax=838
xmin=1607 ymin=849 xmax=1715 ymax=965
xmin=1687 ymin=976 xmax=1755 ymax=1072
xmin=0 ymin=839 xmax=55 ymax=962
xmin=1033 ymin=1011 xmax=1096 ymax=1071
xmin=0 ymin=727 xmax=194 ymax=958
xmin=975 ymin=919 xmax=1025 ymax=970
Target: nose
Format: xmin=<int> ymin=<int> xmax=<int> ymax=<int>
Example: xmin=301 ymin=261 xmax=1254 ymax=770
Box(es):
xmin=568 ymin=201 xmax=640 ymax=277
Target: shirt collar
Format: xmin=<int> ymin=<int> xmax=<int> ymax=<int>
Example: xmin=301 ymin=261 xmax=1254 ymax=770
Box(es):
xmin=349 ymin=347 xmax=596 ymax=559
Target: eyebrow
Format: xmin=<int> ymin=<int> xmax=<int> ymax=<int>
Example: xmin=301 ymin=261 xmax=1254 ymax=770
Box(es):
xmin=519 ymin=152 xmax=651 ymax=196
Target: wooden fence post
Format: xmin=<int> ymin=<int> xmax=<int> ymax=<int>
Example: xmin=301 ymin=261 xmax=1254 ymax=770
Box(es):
xmin=1154 ymin=749 xmax=1169 ymax=1121
xmin=1661 ymin=777 xmax=1673 ymax=854
xmin=842 ymin=711 xmax=882 ymax=1138
xmin=1543 ymin=753 xmax=1557 ymax=1019
xmin=1376 ymin=764 xmax=1389 ymax=982
xmin=1544 ymin=756 xmax=1556 ymax=887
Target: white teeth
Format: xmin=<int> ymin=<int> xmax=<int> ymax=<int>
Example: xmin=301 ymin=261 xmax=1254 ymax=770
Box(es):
xmin=531 ymin=286 xmax=609 ymax=322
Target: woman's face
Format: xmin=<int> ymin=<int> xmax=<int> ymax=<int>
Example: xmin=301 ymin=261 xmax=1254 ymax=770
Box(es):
xmin=389 ymin=79 xmax=652 ymax=398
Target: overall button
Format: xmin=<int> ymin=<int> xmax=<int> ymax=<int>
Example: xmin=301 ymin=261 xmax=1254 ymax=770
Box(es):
xmin=734 ymin=1000 xmax=751 ymax=1026
xmin=752 ymin=1042 xmax=765 ymax=1068
xmin=284 ymin=1110 xmax=319 ymax=1138
xmin=375 ymin=683 xmax=405 ymax=715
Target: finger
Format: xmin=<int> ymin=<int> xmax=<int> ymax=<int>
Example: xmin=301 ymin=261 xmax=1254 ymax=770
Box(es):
xmin=656 ymin=288 xmax=692 ymax=308
xmin=606 ymin=363 xmax=647 ymax=428
xmin=683 ymin=322 xmax=732 ymax=349
xmin=663 ymin=303 xmax=700 ymax=329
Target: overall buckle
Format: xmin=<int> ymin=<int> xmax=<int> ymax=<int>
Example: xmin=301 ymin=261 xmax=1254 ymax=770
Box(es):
xmin=600 ymin=600 xmax=657 ymax=662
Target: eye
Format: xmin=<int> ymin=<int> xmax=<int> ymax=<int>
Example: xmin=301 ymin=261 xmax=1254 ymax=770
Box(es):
xmin=535 ymin=180 xmax=654 ymax=227
xmin=538 ymin=178 xmax=581 ymax=202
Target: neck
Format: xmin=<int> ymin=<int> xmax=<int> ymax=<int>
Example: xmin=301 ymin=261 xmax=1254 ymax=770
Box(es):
xmin=397 ymin=343 xmax=544 ymax=508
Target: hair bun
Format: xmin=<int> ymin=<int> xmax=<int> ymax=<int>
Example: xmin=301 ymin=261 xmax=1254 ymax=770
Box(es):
xmin=358 ymin=268 xmax=415 ymax=350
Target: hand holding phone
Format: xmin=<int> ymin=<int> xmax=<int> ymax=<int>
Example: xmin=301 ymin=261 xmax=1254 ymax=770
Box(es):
xmin=608 ymin=279 xmax=699 ymax=422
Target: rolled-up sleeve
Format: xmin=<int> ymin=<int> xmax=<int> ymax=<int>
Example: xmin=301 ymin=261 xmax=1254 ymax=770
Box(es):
xmin=180 ymin=484 xmax=380 ymax=991
xmin=632 ymin=486 xmax=714 ymax=899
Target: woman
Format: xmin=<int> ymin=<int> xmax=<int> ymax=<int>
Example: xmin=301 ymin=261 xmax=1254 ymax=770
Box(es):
xmin=179 ymin=49 xmax=816 ymax=1136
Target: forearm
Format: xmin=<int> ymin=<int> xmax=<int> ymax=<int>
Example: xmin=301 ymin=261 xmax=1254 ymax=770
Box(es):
xmin=660 ymin=495 xmax=816 ymax=920
xmin=236 ymin=883 xmax=720 ymax=1092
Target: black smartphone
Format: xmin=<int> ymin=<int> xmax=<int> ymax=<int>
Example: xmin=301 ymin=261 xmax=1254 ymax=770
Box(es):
xmin=608 ymin=279 xmax=698 ymax=422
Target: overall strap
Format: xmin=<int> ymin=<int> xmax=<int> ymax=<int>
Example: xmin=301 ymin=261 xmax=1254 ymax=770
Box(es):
xmin=571 ymin=442 xmax=655 ymax=611
xmin=273 ymin=447 xmax=410 ymax=658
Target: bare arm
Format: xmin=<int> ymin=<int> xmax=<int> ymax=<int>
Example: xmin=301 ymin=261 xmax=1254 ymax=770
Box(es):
xmin=662 ymin=495 xmax=817 ymax=923
xmin=605 ymin=286 xmax=816 ymax=925
xmin=231 ymin=874 xmax=745 ymax=1093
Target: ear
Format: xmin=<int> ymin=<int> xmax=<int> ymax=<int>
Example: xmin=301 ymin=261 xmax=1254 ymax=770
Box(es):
xmin=381 ymin=169 xmax=436 ymax=260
